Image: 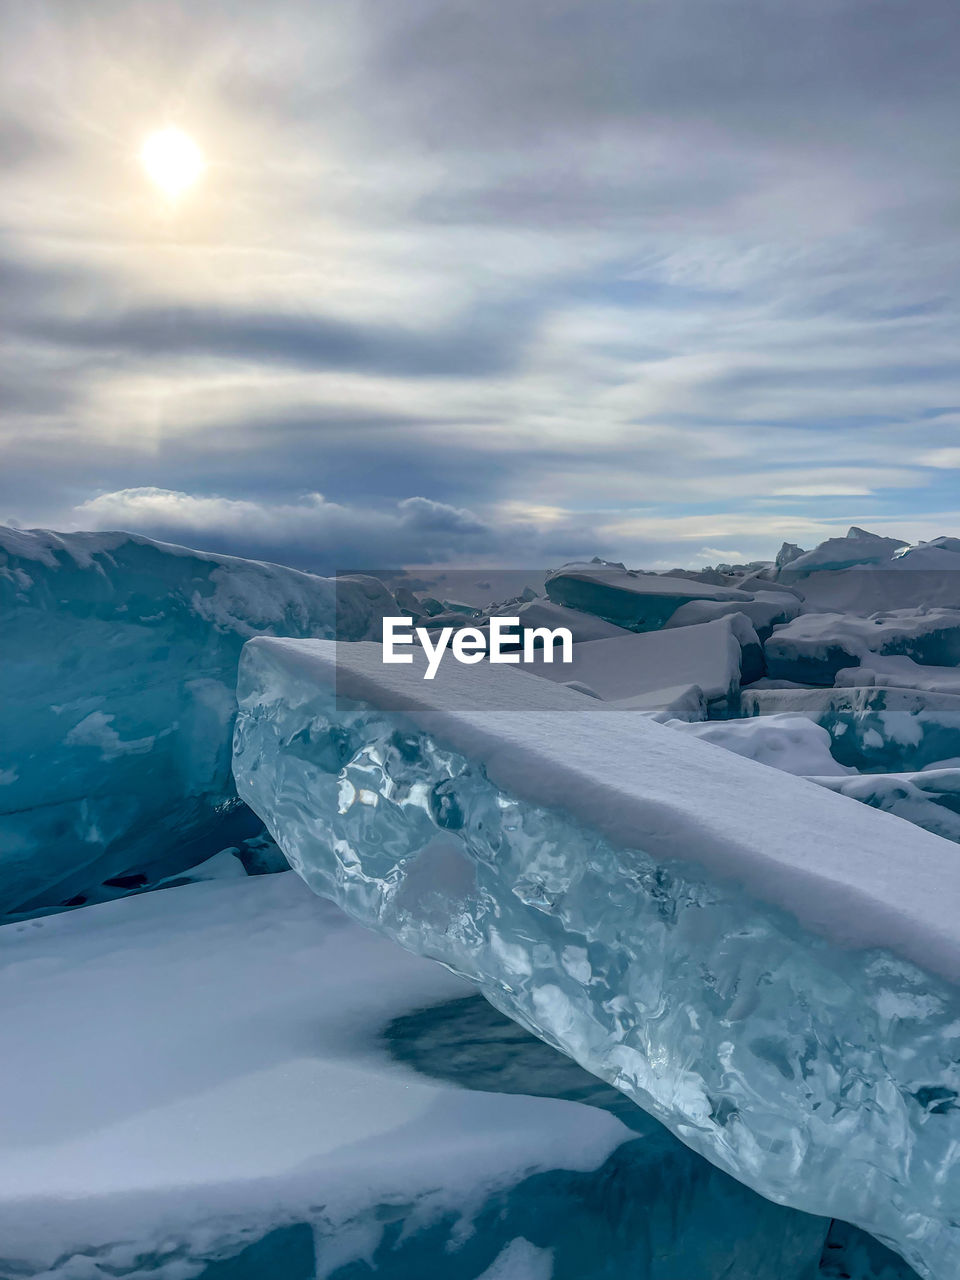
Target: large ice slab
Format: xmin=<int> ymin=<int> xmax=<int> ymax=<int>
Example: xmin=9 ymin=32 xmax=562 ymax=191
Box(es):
xmin=778 ymin=527 xmax=908 ymax=578
xmin=0 ymin=526 xmax=393 ymax=916
xmin=776 ymin=538 xmax=960 ymax=616
xmin=522 ymin=616 xmax=746 ymax=709
xmin=0 ymin=873 xmax=831 ymax=1280
xmin=497 ymin=598 xmax=634 ymax=644
xmin=765 ymin=609 xmax=960 ymax=685
xmin=663 ymin=590 xmax=801 ymax=643
xmin=545 ymin=563 xmax=753 ymax=631
xmin=234 ymin=638 xmax=960 ymax=1279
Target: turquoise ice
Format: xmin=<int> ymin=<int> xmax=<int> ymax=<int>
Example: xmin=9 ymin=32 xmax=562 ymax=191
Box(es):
xmin=234 ymin=638 xmax=960 ymax=1280
xmin=0 ymin=526 xmax=393 ymax=915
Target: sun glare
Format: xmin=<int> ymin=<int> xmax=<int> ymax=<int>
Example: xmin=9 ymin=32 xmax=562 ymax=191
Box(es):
xmin=140 ymin=127 xmax=206 ymax=199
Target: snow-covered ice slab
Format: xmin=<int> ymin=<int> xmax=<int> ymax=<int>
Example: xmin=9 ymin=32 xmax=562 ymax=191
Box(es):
xmin=545 ymin=563 xmax=753 ymax=631
xmin=663 ymin=590 xmax=801 ymax=642
xmin=778 ymin=527 xmax=908 ymax=578
xmin=0 ymin=873 xmax=828 ymax=1280
xmin=0 ymin=526 xmax=393 ymax=915
xmin=234 ymin=638 xmax=960 ymax=1279
xmin=664 ymin=713 xmax=853 ymax=777
xmin=741 ymin=686 xmax=960 ymax=773
xmin=777 ymin=542 xmax=960 ymax=617
xmin=765 ymin=609 xmax=960 ymax=685
xmin=663 ymin=718 xmax=960 ymax=842
xmin=499 ymin=598 xmax=634 ymax=644
xmin=522 ymin=617 xmax=745 ymax=708
xmin=810 ymin=769 xmax=960 ymax=845
xmin=837 ymin=656 xmax=960 ymax=695
xmin=612 ymin=681 xmax=708 ymax=721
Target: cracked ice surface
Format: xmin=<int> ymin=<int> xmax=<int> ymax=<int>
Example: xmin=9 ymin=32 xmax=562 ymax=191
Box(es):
xmin=234 ymin=638 xmax=960 ymax=1280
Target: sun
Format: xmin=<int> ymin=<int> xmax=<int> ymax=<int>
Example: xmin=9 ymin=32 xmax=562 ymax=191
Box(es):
xmin=140 ymin=127 xmax=206 ymax=199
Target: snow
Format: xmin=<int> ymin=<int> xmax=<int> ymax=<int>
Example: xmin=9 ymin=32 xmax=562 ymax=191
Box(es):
xmin=503 ymin=598 xmax=633 ymax=644
xmin=0 ymin=525 xmax=394 ymax=916
xmin=741 ymin=685 xmax=960 ymax=774
xmin=665 ymin=713 xmax=853 ymax=777
xmin=660 ymin=712 xmax=960 ymax=840
xmin=477 ymin=1239 xmax=553 ymax=1279
xmin=778 ymin=527 xmax=908 ymax=577
xmin=810 ymin=769 xmax=960 ymax=844
xmin=765 ymin=608 xmax=960 ymax=684
xmin=791 ymin=566 xmax=960 ymax=617
xmin=0 ymin=872 xmax=629 ymax=1276
xmin=521 ymin=617 xmax=744 ymax=708
xmin=837 ymin=655 xmax=960 ymax=694
xmin=235 ymin=636 xmax=960 ymax=1279
xmin=615 ymin=682 xmax=708 ymax=721
xmin=664 ymin=590 xmax=801 ymax=642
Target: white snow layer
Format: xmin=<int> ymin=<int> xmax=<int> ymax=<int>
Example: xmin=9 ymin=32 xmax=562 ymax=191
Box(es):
xmin=239 ymin=638 xmax=960 ymax=984
xmin=522 ymin=617 xmax=743 ymax=707
xmin=0 ymin=873 xmax=627 ymax=1275
xmin=837 ymin=655 xmax=960 ymax=694
xmin=664 ymin=713 xmax=854 ymax=777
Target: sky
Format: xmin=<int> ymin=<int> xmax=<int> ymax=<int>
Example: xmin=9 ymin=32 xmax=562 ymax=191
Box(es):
xmin=2 ymin=0 xmax=960 ymax=571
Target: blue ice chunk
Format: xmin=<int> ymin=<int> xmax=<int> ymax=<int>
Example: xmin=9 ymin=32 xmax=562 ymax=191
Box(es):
xmin=234 ymin=638 xmax=960 ymax=1280
xmin=0 ymin=526 xmax=393 ymax=915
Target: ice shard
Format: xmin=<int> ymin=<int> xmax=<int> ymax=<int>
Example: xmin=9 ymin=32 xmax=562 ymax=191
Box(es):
xmin=234 ymin=638 xmax=960 ymax=1279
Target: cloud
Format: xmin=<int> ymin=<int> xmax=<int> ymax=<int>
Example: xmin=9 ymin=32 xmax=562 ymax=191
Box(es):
xmin=0 ymin=119 xmax=63 ymax=170
xmin=71 ymin=485 xmax=960 ymax=575
xmin=33 ymin=302 xmax=529 ymax=378
xmin=74 ymin=487 xmax=575 ymax=570
xmin=698 ymin=547 xmax=746 ymax=563
xmin=371 ymin=0 xmax=960 ymax=144
xmin=772 ymin=484 xmax=875 ymax=498
xmin=69 ymin=484 xmax=804 ymax=570
xmin=920 ymin=449 xmax=960 ymax=469
xmin=2 ymin=0 xmax=960 ymax=558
